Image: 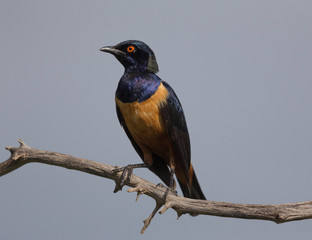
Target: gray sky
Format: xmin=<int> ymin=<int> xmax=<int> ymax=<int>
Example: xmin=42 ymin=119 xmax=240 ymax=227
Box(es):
xmin=1 ymin=0 xmax=312 ymax=239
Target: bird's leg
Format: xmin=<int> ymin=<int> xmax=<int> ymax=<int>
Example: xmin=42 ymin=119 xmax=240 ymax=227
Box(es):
xmin=163 ymin=168 xmax=177 ymax=200
xmin=112 ymin=163 xmax=148 ymax=192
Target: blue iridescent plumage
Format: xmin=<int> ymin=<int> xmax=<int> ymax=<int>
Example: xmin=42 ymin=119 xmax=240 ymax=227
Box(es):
xmin=116 ymin=72 xmax=161 ymax=103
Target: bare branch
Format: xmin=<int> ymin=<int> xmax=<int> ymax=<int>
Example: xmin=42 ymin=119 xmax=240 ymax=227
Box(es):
xmin=1 ymin=139 xmax=312 ymax=233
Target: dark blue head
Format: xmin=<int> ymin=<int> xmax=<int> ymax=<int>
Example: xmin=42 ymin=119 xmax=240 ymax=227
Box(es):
xmin=100 ymin=40 xmax=159 ymax=73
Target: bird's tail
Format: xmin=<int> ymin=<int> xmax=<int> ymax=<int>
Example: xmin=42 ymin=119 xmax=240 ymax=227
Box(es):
xmin=177 ymin=164 xmax=206 ymax=200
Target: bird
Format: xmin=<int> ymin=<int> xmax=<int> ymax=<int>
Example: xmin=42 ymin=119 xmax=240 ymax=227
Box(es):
xmin=100 ymin=40 xmax=205 ymax=200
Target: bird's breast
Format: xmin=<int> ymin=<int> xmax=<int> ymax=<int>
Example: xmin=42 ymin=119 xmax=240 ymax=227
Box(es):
xmin=116 ymin=82 xmax=169 ymax=150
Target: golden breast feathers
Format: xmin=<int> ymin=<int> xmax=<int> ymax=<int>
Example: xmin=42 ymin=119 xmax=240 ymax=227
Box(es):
xmin=116 ymin=82 xmax=169 ymax=139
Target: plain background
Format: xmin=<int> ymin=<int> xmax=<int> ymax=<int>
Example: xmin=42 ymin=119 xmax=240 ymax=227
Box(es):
xmin=1 ymin=0 xmax=312 ymax=239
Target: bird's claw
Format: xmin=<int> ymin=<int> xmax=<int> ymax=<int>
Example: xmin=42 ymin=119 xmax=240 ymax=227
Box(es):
xmin=112 ymin=165 xmax=134 ymax=193
xmin=112 ymin=166 xmax=126 ymax=173
xmin=112 ymin=163 xmax=148 ymax=192
xmin=156 ymin=183 xmax=167 ymax=189
xmin=163 ymin=186 xmax=177 ymax=200
xmin=156 ymin=183 xmax=177 ymax=200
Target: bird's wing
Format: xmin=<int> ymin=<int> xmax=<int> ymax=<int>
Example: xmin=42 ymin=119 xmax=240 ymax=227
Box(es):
xmin=160 ymin=81 xmax=191 ymax=183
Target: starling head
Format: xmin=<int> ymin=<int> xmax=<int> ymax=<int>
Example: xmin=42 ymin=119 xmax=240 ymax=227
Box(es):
xmin=100 ymin=40 xmax=159 ymax=73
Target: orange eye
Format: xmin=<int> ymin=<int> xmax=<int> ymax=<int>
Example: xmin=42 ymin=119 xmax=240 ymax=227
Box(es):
xmin=127 ymin=45 xmax=135 ymax=53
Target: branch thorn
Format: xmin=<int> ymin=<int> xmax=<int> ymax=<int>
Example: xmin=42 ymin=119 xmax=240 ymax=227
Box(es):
xmin=18 ymin=139 xmax=31 ymax=149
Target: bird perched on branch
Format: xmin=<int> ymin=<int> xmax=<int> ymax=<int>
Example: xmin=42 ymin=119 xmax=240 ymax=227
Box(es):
xmin=100 ymin=40 xmax=205 ymax=200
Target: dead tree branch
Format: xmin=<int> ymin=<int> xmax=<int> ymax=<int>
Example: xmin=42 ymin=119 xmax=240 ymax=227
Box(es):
xmin=1 ymin=139 xmax=312 ymax=233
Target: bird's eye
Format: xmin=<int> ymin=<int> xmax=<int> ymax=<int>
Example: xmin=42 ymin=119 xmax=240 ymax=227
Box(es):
xmin=127 ymin=45 xmax=135 ymax=53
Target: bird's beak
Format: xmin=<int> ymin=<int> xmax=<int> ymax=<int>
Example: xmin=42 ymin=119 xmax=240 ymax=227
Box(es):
xmin=100 ymin=46 xmax=125 ymax=58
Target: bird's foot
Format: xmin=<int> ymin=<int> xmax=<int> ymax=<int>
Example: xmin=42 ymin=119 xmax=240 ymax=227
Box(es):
xmin=112 ymin=163 xmax=147 ymax=193
xmin=112 ymin=165 xmax=133 ymax=192
xmin=155 ymin=183 xmax=167 ymax=189
xmin=157 ymin=185 xmax=178 ymax=215
xmin=163 ymin=186 xmax=178 ymax=200
xmin=156 ymin=183 xmax=177 ymax=200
